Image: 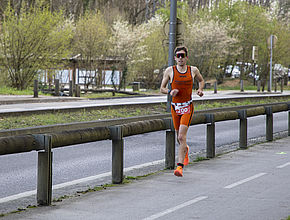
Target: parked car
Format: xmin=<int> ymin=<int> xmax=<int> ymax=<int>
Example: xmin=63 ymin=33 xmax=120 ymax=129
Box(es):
xmin=248 ymin=72 xmax=259 ymax=80
xmin=224 ymin=65 xmax=241 ymax=78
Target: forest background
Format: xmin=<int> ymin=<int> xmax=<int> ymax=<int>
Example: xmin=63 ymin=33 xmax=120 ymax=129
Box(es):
xmin=0 ymin=0 xmax=289 ymax=91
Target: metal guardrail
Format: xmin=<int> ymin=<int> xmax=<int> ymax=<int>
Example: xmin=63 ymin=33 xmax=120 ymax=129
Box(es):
xmin=0 ymin=103 xmax=289 ymax=206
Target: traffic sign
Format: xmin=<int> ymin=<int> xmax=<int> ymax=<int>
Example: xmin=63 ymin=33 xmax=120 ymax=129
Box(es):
xmin=164 ymin=18 xmax=184 ymax=36
xmin=252 ymin=46 xmax=258 ymax=61
xmin=163 ymin=39 xmax=184 ymax=47
xmin=267 ymin=35 xmax=278 ymax=49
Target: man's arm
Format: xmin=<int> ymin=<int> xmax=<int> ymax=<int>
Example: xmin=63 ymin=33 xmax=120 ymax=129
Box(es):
xmin=192 ymin=66 xmax=205 ymax=97
xmin=160 ymin=66 xmax=178 ymax=95
xmin=160 ymin=67 xmax=179 ymax=96
xmin=160 ymin=67 xmax=170 ymax=94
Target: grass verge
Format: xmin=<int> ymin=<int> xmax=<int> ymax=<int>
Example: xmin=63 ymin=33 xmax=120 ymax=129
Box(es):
xmin=0 ymin=98 xmax=289 ymax=130
xmin=0 ymin=86 xmax=47 ymax=96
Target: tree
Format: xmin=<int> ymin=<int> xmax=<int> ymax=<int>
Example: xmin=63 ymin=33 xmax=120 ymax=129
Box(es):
xmin=202 ymin=0 xmax=288 ymax=84
xmin=109 ymin=17 xmax=153 ymax=88
xmin=128 ymin=15 xmax=167 ymax=89
xmin=185 ymin=18 xmax=240 ymax=81
xmin=72 ymin=12 xmax=110 ymax=89
xmin=0 ymin=5 xmax=73 ymax=90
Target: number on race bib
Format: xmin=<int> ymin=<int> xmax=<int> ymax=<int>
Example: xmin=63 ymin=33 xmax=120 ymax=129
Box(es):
xmin=175 ymin=105 xmax=190 ymax=115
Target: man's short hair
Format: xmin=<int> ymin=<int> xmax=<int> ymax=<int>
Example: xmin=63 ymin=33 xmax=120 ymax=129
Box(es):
xmin=174 ymin=46 xmax=188 ymax=57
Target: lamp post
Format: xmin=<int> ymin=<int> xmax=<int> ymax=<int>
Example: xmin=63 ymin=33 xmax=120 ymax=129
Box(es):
xmin=166 ymin=0 xmax=177 ymax=112
xmin=268 ymin=35 xmax=277 ymax=92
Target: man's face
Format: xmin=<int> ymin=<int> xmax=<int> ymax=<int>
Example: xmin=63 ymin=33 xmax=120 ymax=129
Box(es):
xmin=174 ymin=50 xmax=188 ymax=66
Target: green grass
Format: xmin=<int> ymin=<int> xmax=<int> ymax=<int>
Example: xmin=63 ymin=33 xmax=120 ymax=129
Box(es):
xmin=194 ymin=97 xmax=290 ymax=111
xmin=82 ymin=92 xmax=134 ymax=99
xmin=217 ymin=85 xmax=258 ymax=90
xmin=0 ymin=86 xmax=47 ymax=96
xmin=1 ymin=97 xmax=289 ymax=130
xmin=0 ymin=105 xmax=167 ymax=130
xmin=193 ymin=156 xmax=208 ymax=162
xmin=206 ymin=84 xmax=290 ymax=91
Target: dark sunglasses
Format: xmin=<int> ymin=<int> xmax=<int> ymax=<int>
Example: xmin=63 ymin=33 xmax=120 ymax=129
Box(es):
xmin=176 ymin=53 xmax=186 ymax=58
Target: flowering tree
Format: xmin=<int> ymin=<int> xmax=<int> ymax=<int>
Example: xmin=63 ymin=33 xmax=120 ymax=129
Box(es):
xmin=110 ymin=16 xmax=163 ymax=89
xmin=128 ymin=15 xmax=167 ymax=88
xmin=185 ymin=18 xmax=240 ymax=81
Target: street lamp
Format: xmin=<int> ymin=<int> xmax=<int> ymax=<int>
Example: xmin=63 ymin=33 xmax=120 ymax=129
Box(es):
xmin=166 ymin=0 xmax=177 ymax=112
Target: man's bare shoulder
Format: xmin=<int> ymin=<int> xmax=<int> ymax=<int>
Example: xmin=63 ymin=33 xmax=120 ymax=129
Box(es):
xmin=190 ymin=66 xmax=199 ymax=72
xmin=165 ymin=66 xmax=173 ymax=73
xmin=163 ymin=66 xmax=174 ymax=78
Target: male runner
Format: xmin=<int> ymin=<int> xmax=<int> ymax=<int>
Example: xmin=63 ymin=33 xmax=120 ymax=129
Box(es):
xmin=160 ymin=46 xmax=205 ymax=177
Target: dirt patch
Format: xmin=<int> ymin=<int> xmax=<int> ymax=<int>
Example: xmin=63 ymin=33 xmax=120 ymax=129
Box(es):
xmin=205 ymin=78 xmax=240 ymax=87
xmin=221 ymin=79 xmax=240 ymax=87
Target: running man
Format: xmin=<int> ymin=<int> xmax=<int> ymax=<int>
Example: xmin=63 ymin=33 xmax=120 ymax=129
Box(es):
xmin=160 ymin=46 xmax=205 ymax=177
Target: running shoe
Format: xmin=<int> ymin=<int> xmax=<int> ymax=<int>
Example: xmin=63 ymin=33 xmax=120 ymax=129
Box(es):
xmin=184 ymin=145 xmax=189 ymax=166
xmin=174 ymin=166 xmax=183 ymax=177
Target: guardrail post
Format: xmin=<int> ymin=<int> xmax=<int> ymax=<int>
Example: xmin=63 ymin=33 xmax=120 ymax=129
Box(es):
xmin=257 ymin=80 xmax=261 ymax=92
xmin=164 ymin=118 xmax=175 ymax=169
xmin=55 ymin=79 xmax=60 ymax=96
xmin=240 ymin=80 xmax=244 ymax=92
xmin=75 ymin=85 xmax=81 ymax=97
xmin=34 ymin=80 xmax=38 ymax=98
xmin=206 ymin=114 xmax=215 ymax=158
xmin=238 ymin=110 xmax=247 ymax=149
xmin=288 ymin=106 xmax=290 ymax=136
xmin=265 ymin=106 xmax=273 ymax=141
xmin=69 ymin=80 xmax=73 ymax=97
xmin=109 ymin=126 xmax=124 ymax=184
xmin=37 ymin=135 xmax=53 ymax=206
xmin=267 ymin=81 xmax=271 ymax=92
xmin=214 ymin=81 xmax=217 ymax=94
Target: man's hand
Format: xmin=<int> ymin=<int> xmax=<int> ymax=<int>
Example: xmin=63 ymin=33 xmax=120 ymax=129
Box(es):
xmin=196 ymin=89 xmax=203 ymax=97
xmin=170 ymin=89 xmax=179 ymax=97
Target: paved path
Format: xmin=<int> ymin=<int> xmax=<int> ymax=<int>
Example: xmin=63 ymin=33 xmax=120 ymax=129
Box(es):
xmin=3 ymin=137 xmax=290 ymax=220
xmin=0 ymin=90 xmax=289 ymax=114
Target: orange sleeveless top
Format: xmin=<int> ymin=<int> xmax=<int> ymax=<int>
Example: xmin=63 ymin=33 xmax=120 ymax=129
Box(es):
xmin=171 ymin=65 xmax=193 ymax=103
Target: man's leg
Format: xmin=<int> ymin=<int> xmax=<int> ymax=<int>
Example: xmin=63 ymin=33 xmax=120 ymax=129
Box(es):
xmin=174 ymin=125 xmax=189 ymax=177
xmin=177 ymin=125 xmax=188 ymax=164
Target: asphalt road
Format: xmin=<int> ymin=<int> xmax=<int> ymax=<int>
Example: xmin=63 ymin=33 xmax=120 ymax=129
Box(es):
xmin=1 ymin=91 xmax=290 ymax=114
xmin=0 ymin=111 xmax=288 ymax=214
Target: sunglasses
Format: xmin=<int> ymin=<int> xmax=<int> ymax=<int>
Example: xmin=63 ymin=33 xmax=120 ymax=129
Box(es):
xmin=176 ymin=53 xmax=186 ymax=58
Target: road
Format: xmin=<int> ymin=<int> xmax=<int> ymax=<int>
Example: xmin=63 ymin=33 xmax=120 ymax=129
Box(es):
xmin=3 ymin=136 xmax=290 ymax=220
xmin=0 ymin=111 xmax=288 ymax=213
xmin=1 ymin=91 xmax=290 ymax=114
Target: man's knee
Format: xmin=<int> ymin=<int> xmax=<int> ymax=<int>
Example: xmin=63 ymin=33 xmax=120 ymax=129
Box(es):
xmin=177 ymin=133 xmax=186 ymax=144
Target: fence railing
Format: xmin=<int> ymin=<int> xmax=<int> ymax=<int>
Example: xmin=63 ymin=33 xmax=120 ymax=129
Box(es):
xmin=0 ymin=103 xmax=289 ymax=206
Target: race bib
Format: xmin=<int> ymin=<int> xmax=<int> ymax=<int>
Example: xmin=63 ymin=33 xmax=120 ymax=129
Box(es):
xmin=175 ymin=105 xmax=190 ymax=115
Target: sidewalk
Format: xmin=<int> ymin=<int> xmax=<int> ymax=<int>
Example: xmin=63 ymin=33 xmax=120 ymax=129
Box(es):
xmin=3 ymin=137 xmax=290 ymax=220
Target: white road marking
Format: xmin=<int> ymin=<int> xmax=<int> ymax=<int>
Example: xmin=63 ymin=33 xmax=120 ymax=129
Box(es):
xmin=224 ymin=173 xmax=267 ymax=189
xmin=0 ymin=159 xmax=165 ymax=204
xmin=0 ymin=190 xmax=37 ymax=204
xmin=276 ymin=162 xmax=290 ymax=169
xmin=142 ymin=196 xmax=208 ymax=220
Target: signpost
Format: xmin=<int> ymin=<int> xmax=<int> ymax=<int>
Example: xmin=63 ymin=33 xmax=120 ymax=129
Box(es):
xmin=252 ymin=46 xmax=258 ymax=85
